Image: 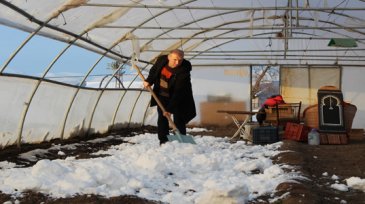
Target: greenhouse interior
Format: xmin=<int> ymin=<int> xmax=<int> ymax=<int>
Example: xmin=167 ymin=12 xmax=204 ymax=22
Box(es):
xmin=1 ymin=0 xmax=365 ymax=148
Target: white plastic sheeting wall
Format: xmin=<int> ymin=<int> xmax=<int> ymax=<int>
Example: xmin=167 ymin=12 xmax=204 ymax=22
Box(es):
xmin=0 ymin=76 xmax=36 ymax=146
xmin=342 ymin=67 xmax=365 ymax=129
xmin=0 ymin=75 xmax=150 ymax=148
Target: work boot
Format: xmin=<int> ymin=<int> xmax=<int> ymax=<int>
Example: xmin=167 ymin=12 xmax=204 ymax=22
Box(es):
xmin=159 ymin=140 xmax=168 ymax=146
xmin=158 ymin=134 xmax=169 ymax=146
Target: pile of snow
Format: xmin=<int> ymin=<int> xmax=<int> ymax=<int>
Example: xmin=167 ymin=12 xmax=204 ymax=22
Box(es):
xmin=0 ymin=131 xmax=301 ymax=203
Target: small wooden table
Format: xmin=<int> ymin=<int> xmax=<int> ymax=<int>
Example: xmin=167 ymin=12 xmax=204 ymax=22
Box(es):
xmin=217 ymin=110 xmax=258 ymax=140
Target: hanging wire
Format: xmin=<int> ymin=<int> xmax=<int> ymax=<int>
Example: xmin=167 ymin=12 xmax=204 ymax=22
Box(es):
xmin=179 ymin=38 xmax=183 ymax=50
xmin=307 ymin=0 xmax=321 ymax=30
xmin=85 ymin=32 xmax=91 ymax=41
xmin=158 ymin=0 xmax=186 ymax=40
xmin=333 ymin=0 xmax=349 ymax=10
xmin=209 ymin=0 xmax=227 ymax=23
xmin=266 ymin=0 xmax=278 ymax=56
xmin=301 ymin=36 xmax=313 ymax=65
xmin=342 ymin=28 xmax=364 ymax=62
xmin=206 ymin=0 xmax=227 ymax=53
xmin=183 ymin=0 xmax=224 ymax=53
xmin=117 ymin=45 xmax=123 ymax=54
xmin=141 ymin=1 xmax=173 ymax=38
xmin=266 ymin=37 xmax=272 ymax=47
xmin=129 ymin=0 xmax=171 ymax=38
xmin=60 ymin=12 xmax=67 ymax=25
xmin=321 ymin=0 xmax=351 ymax=62
xmin=160 ymin=0 xmax=185 ymax=26
xmin=163 ymin=1 xmax=189 ymax=51
xmin=328 ymin=0 xmax=349 ymax=21
xmin=247 ymin=0 xmax=274 ymax=64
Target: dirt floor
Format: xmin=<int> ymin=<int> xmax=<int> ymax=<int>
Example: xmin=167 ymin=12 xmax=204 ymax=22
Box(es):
xmin=0 ymin=125 xmax=365 ymax=204
xmin=274 ymin=131 xmax=365 ymax=204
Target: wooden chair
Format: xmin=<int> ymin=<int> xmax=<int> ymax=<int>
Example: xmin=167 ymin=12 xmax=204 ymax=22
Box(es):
xmin=303 ymin=102 xmax=357 ymax=133
xmin=265 ymin=102 xmax=302 ymax=129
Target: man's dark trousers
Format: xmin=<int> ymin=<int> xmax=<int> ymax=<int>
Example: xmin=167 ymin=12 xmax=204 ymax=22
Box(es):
xmin=157 ymin=97 xmax=186 ymax=144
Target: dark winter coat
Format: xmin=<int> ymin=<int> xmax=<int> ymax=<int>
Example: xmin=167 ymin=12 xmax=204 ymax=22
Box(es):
xmin=145 ymin=55 xmax=196 ymax=124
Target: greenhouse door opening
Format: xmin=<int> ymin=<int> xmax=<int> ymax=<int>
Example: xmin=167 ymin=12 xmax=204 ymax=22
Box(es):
xmin=251 ymin=65 xmax=280 ymax=111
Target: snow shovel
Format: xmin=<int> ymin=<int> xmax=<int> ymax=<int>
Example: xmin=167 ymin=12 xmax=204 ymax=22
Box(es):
xmin=132 ymin=64 xmax=196 ymax=144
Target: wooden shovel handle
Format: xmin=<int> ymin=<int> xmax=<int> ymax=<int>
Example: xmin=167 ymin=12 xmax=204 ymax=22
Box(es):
xmin=132 ymin=64 xmax=180 ymax=133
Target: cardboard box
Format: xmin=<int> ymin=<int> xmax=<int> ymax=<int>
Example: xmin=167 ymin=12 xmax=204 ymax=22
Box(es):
xmin=200 ymin=101 xmax=246 ymax=126
xmin=265 ymin=107 xmax=294 ymax=121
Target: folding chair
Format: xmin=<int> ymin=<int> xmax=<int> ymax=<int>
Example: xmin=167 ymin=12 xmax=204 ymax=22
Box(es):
xmin=217 ymin=110 xmax=258 ymax=141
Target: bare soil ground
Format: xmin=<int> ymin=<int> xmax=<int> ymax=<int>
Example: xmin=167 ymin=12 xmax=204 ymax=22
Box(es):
xmin=0 ymin=125 xmax=365 ymax=204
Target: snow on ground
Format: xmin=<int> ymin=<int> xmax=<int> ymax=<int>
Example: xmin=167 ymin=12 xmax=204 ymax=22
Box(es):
xmin=346 ymin=177 xmax=365 ymax=192
xmin=0 ymin=129 xmax=307 ymax=203
xmin=323 ymin=172 xmax=365 ymax=194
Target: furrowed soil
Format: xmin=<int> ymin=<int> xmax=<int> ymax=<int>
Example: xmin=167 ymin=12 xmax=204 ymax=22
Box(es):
xmin=0 ymin=125 xmax=364 ymax=204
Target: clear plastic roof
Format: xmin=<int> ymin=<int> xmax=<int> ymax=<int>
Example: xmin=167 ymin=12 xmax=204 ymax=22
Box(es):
xmin=1 ymin=0 xmax=365 ymax=68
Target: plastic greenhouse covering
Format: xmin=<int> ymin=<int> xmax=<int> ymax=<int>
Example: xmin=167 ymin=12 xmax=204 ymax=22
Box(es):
xmin=1 ymin=0 xmax=365 ymax=148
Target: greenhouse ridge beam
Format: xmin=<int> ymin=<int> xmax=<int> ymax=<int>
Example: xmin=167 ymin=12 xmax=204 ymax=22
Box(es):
xmin=192 ymin=58 xmax=365 ymax=62
xmin=147 ymin=49 xmax=365 ymax=53
xmin=102 ymin=25 xmax=365 ymax=31
xmin=85 ymin=4 xmax=365 ymax=11
xmin=101 ymin=15 xmax=365 ymax=40
xmin=116 ymin=36 xmax=365 ymax=40
xmin=193 ymin=63 xmax=365 ymax=67
xmin=191 ymin=54 xmax=363 ymax=58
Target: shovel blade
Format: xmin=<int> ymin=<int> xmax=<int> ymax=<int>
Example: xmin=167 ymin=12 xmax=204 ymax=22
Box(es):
xmin=167 ymin=134 xmax=196 ymax=144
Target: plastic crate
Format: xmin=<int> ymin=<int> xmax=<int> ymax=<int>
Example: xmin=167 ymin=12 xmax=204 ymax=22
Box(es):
xmin=284 ymin=122 xmax=311 ymax=142
xmin=252 ymin=126 xmax=279 ymax=144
